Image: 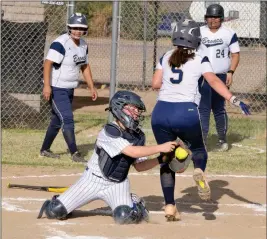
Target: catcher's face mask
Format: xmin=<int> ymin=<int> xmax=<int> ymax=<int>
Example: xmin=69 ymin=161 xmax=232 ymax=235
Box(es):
xmin=122 ymin=104 xmax=143 ymax=121
xmin=108 ymin=91 xmax=146 ymax=132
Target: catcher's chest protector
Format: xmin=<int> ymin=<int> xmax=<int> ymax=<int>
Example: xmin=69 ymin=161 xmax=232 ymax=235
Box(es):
xmin=96 ymin=123 xmax=145 ymax=182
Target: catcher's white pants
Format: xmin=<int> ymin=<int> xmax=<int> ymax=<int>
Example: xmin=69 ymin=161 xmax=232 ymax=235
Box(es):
xmin=58 ymin=167 xmax=133 ymax=213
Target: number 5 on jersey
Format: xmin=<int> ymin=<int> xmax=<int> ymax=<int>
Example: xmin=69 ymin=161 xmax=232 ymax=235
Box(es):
xmin=170 ymin=66 xmax=183 ymax=84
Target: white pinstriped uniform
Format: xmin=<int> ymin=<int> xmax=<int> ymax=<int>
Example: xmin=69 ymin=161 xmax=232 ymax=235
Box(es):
xmin=58 ymin=122 xmax=147 ymax=213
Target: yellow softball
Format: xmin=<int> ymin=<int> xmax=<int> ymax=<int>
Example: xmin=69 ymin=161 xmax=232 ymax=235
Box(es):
xmin=175 ymin=147 xmax=189 ymax=160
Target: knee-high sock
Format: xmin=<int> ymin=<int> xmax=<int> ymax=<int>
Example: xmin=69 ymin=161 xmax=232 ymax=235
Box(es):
xmin=160 ymin=164 xmax=176 ymax=205
xmin=192 ymin=150 xmax=208 ymax=172
xmin=41 ymin=126 xmax=60 ymax=151
xmin=62 ymin=129 xmax=78 ymax=154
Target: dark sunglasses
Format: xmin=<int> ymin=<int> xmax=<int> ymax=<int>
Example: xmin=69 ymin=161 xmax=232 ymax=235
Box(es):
xmin=70 ymin=27 xmax=88 ymax=31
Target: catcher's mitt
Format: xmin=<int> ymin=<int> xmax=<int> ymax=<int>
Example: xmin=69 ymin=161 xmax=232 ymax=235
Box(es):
xmin=169 ymin=138 xmax=192 ymax=173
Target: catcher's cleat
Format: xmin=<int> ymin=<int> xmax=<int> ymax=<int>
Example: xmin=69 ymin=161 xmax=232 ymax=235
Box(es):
xmin=193 ymin=168 xmax=211 ymax=201
xmin=164 ymin=204 xmax=181 ymax=222
xmin=37 ymin=197 xmax=68 ymax=220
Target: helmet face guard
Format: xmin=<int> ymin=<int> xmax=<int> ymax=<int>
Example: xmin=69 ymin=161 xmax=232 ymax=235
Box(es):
xmin=172 ymin=19 xmax=201 ymax=49
xmin=108 ymin=91 xmax=146 ymax=132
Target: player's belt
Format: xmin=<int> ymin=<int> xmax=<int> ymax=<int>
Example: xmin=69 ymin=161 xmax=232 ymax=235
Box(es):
xmin=85 ymin=167 xmax=110 ymax=181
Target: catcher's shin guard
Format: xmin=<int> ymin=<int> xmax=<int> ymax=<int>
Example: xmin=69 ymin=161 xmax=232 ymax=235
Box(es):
xmin=131 ymin=193 xmax=149 ymax=222
xmin=164 ymin=204 xmax=181 ymax=221
xmin=113 ymin=204 xmax=148 ymax=224
xmin=37 ymin=195 xmax=68 ymax=220
xmin=193 ymin=168 xmax=211 ymax=201
xmin=113 ymin=194 xmax=149 ymax=224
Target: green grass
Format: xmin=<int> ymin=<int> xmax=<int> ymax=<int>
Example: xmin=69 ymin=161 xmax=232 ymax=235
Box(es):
xmin=2 ymin=113 xmax=266 ymax=174
xmin=2 ymin=113 xmax=107 ymax=168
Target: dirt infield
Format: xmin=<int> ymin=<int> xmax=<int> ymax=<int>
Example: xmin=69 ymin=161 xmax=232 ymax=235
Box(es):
xmin=2 ymin=165 xmax=266 ymax=239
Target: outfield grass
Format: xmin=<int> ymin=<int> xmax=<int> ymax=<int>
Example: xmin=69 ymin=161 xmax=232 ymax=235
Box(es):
xmin=2 ymin=113 xmax=266 ymax=174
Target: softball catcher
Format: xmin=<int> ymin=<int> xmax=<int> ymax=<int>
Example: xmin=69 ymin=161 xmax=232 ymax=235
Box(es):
xmin=37 ymin=90 xmax=179 ymax=224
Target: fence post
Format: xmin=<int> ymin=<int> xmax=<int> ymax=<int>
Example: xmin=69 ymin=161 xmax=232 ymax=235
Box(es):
xmin=67 ymin=1 xmax=75 ymax=22
xmin=108 ymin=1 xmax=120 ymax=122
xmin=142 ymin=1 xmax=148 ymax=90
xmin=153 ymin=1 xmax=159 ymax=73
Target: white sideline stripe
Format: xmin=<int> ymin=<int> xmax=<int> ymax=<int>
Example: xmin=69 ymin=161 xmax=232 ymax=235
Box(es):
xmin=44 ymin=225 xmax=139 ymax=239
xmin=46 ymin=231 xmax=144 ymax=239
xmin=2 ymin=172 xmax=266 ymax=180
xmin=47 ymin=236 xmax=143 ymax=239
xmin=3 ymin=197 xmax=266 ymax=213
xmin=2 ymin=201 xmax=30 ymax=212
xmin=39 ymin=221 xmax=202 ymax=227
xmin=2 ymin=201 xmax=265 ymax=217
xmin=231 ymin=143 xmax=266 ymax=154
xmin=2 ymin=173 xmax=83 ymax=180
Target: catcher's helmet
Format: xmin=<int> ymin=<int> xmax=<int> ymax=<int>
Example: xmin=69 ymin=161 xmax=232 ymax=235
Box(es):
xmin=172 ymin=19 xmax=201 ymax=49
xmin=205 ymin=4 xmax=224 ymax=20
xmin=107 ymin=91 xmax=146 ymax=132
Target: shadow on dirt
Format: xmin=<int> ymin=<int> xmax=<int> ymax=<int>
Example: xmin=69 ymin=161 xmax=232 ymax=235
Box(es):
xmin=55 ymin=143 xmax=95 ymax=158
xmin=65 ymin=179 xmax=262 ymax=221
xmin=144 ymin=179 xmax=262 ymax=221
xmin=206 ymin=133 xmax=247 ymax=151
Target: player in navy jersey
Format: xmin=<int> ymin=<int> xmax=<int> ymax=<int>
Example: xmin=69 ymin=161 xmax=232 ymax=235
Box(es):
xmin=40 ymin=13 xmax=98 ymax=162
xmin=151 ymin=19 xmax=249 ymax=221
xmin=198 ymin=4 xmax=240 ymax=151
xmin=37 ymin=90 xmax=179 ymax=224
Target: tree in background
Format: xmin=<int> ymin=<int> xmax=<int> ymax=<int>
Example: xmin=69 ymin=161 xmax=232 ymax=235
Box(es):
xmin=76 ymin=2 xmax=112 ymax=37
xmin=44 ymin=4 xmax=67 ymax=35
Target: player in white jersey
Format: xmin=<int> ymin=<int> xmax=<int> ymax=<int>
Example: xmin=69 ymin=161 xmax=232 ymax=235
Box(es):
xmin=37 ymin=90 xmax=181 ymax=224
xmin=40 ymin=13 xmax=98 ymax=162
xmin=198 ymin=4 xmax=240 ymax=151
xmin=151 ymin=19 xmax=250 ymax=221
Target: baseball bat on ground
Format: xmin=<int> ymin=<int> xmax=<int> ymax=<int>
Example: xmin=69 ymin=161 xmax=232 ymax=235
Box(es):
xmin=7 ymin=183 xmax=68 ymax=193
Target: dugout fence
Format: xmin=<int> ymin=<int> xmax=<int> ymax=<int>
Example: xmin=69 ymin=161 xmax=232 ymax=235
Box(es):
xmin=1 ymin=1 xmax=266 ymax=138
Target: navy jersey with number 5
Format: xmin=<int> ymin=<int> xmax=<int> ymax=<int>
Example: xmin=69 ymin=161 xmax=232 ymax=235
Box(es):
xmin=156 ymin=50 xmax=213 ymax=105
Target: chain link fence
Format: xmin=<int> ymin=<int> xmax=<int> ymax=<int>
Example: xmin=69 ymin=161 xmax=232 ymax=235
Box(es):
xmin=1 ymin=1 xmax=67 ymax=129
xmin=1 ymin=1 xmax=266 ymax=136
xmin=115 ymin=1 xmax=266 ymax=136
